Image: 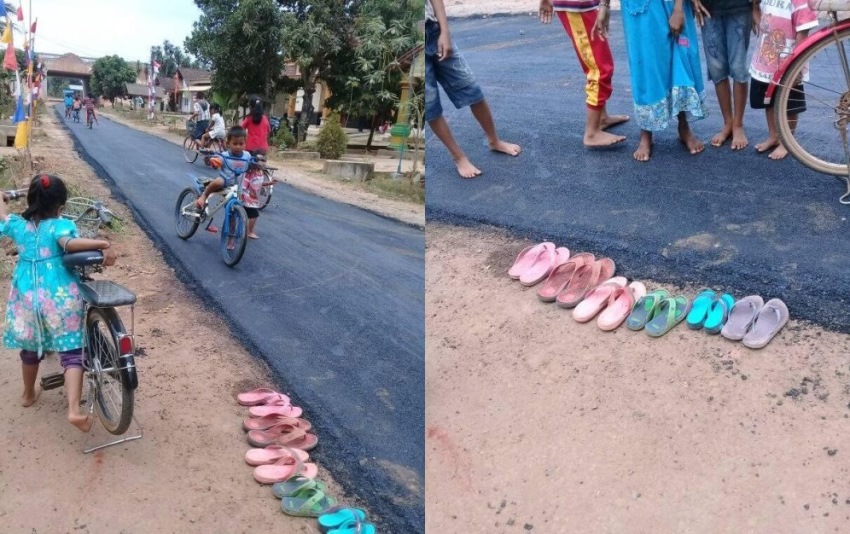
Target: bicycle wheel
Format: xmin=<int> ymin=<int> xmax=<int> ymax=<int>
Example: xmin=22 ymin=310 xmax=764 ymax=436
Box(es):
xmin=775 ymin=27 xmax=850 ymax=176
xmin=183 ymin=136 xmax=199 ymax=163
xmin=221 ymin=203 xmax=248 ymax=266
xmin=258 ymin=170 xmax=273 ymax=210
xmin=175 ymin=187 xmax=201 ymax=239
xmin=87 ymin=307 xmax=134 ymax=435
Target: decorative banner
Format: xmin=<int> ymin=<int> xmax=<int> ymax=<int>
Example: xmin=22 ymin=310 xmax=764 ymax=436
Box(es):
xmin=1 ymin=24 xmax=11 ymax=45
xmin=0 ymin=2 xmax=6 ymax=18
xmin=3 ymin=43 xmax=17 ymax=71
xmin=14 ymin=120 xmax=28 ymax=148
xmin=16 ymin=5 xmax=23 ymax=21
xmin=153 ymin=61 xmax=161 ymax=75
xmin=29 ymin=19 xmax=36 ymax=33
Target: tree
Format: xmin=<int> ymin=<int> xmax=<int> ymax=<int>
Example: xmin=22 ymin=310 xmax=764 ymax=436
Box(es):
xmin=150 ymin=40 xmax=189 ymax=78
xmin=90 ymin=55 xmax=136 ymax=102
xmin=185 ymin=0 xmax=284 ymax=103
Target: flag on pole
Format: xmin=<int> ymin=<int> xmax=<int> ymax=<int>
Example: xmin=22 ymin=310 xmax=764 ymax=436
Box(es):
xmin=1 ymin=24 xmax=11 ymax=44
xmin=30 ymin=19 xmax=36 ymax=33
xmin=4 ymin=43 xmax=17 ymax=71
xmin=153 ymin=61 xmax=161 ymax=75
xmin=0 ymin=3 xmax=6 ymax=18
xmin=16 ymin=5 xmax=23 ymax=21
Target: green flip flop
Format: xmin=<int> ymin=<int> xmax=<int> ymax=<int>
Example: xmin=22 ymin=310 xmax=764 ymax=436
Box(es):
xmin=281 ymin=487 xmax=337 ymax=518
xmin=645 ymin=296 xmax=691 ymax=337
xmin=272 ymin=475 xmax=327 ymax=499
xmin=626 ymin=289 xmax=669 ymax=331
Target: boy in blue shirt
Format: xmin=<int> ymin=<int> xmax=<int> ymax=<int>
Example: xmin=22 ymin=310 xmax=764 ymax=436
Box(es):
xmin=195 ymin=126 xmax=252 ymax=211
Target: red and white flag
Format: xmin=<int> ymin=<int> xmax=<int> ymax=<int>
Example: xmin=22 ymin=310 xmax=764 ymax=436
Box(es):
xmin=16 ymin=5 xmax=23 ymax=21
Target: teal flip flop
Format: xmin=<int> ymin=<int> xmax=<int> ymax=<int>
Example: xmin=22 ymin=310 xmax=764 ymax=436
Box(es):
xmin=686 ymin=289 xmax=715 ymax=329
xmin=703 ymin=293 xmax=734 ymax=334
xmin=330 ymin=520 xmax=376 ymax=534
xmin=646 ymin=296 xmax=691 ymax=337
xmin=319 ymin=507 xmax=368 ymax=533
xmin=626 ymin=289 xmax=669 ymax=331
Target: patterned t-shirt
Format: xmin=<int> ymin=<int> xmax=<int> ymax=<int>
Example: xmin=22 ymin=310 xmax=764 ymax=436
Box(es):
xmin=750 ymin=0 xmax=818 ymax=82
xmin=219 ymin=150 xmax=252 ymax=185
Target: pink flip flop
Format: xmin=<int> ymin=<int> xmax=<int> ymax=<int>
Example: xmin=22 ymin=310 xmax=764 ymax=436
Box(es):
xmin=248 ymin=402 xmax=304 ymax=418
xmin=508 ymin=242 xmax=555 ymax=280
xmin=572 ymin=277 xmax=627 ymax=323
xmin=556 ymin=258 xmax=616 ymax=308
xmin=537 ymin=253 xmax=594 ymax=302
xmin=243 ymin=414 xmax=312 ymax=432
xmin=245 ymin=444 xmax=310 ymax=466
xmin=237 ymin=388 xmax=291 ymax=406
xmin=247 ymin=421 xmax=314 ymax=448
xmin=598 ymin=281 xmax=648 ymax=331
xmin=253 ymin=453 xmax=319 ymax=484
xmin=519 ymin=246 xmax=568 ymax=287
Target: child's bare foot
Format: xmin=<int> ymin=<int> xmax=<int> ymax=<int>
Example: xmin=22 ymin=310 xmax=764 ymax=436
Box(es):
xmin=769 ymin=144 xmax=789 ymax=160
xmin=488 ymin=140 xmax=522 ymax=156
xmin=584 ymin=130 xmax=626 ymax=147
xmin=455 ymin=156 xmax=482 ymax=179
xmin=633 ymin=134 xmax=653 ymax=162
xmin=755 ymin=136 xmax=780 ymax=153
xmin=601 ymin=114 xmax=630 ymax=130
xmin=730 ymin=126 xmax=748 ymax=150
xmin=710 ymin=124 xmax=732 ymax=147
xmin=21 ymin=389 xmax=40 ymax=407
xmin=248 ymin=233 xmax=260 ymax=239
xmin=69 ymin=412 xmax=93 ymax=433
xmin=678 ymin=124 xmax=705 ymax=155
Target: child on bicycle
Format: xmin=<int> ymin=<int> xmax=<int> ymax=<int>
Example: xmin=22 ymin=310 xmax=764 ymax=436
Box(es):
xmin=201 ymin=103 xmax=226 ymax=150
xmin=83 ymin=96 xmax=98 ymax=126
xmin=72 ymin=96 xmax=82 ymax=121
xmin=0 ymin=174 xmax=116 ymax=432
xmin=196 ymin=126 xmax=252 ymax=211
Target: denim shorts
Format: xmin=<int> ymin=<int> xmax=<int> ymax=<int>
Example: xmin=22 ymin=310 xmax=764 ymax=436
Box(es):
xmin=701 ymin=11 xmax=751 ymax=84
xmin=425 ymin=20 xmax=485 ymax=122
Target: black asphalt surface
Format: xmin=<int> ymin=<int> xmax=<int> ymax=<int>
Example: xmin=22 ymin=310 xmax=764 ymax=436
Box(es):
xmin=57 ymin=108 xmax=424 ymax=532
xmin=427 ymin=15 xmax=850 ymax=333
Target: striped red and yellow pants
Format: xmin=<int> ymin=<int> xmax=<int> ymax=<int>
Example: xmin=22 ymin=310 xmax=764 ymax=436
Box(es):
xmin=557 ymin=10 xmax=615 ymax=110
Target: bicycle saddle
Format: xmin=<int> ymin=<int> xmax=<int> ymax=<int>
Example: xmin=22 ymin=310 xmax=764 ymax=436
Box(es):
xmin=63 ymin=250 xmax=104 ymax=267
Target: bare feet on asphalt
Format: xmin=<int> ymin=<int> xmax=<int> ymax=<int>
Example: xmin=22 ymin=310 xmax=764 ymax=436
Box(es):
xmin=601 ymin=114 xmax=630 ymax=130
xmin=633 ymin=133 xmax=652 ymax=162
xmin=455 ymin=156 xmax=483 ymax=179
xmin=249 ymin=233 xmax=260 ymax=239
xmin=488 ymin=140 xmax=522 ymax=156
xmin=678 ymin=124 xmax=705 ymax=155
xmin=69 ymin=412 xmax=93 ymax=433
xmin=731 ymin=125 xmax=748 ymax=150
xmin=21 ymin=389 xmax=40 ymax=407
xmin=755 ymin=136 xmax=780 ymax=153
xmin=584 ymin=131 xmax=626 ymax=147
xmin=710 ymin=124 xmax=732 ymax=147
xmin=769 ymin=144 xmax=789 ymax=160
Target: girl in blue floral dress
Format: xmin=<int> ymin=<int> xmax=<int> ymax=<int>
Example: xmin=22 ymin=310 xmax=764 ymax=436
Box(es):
xmin=621 ymin=0 xmax=712 ymax=161
xmin=1 ymin=175 xmax=116 ymax=432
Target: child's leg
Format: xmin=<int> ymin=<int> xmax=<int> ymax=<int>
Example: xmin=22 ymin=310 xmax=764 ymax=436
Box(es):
xmin=677 ymin=112 xmax=705 ymax=155
xmin=60 ymin=350 xmax=92 ymax=432
xmin=711 ymin=79 xmax=734 ymax=146
xmin=469 ymin=100 xmax=521 ymax=156
xmin=428 ymin=116 xmax=481 ymax=179
xmin=634 ymin=130 xmax=653 ymax=162
xmin=247 ymin=209 xmax=259 ymax=239
xmin=769 ymin=112 xmax=796 ymax=160
xmin=756 ymin=107 xmax=781 ymax=153
xmin=731 ymin=81 xmax=749 ymax=149
xmin=196 ymin=177 xmax=224 ymax=207
xmin=727 ymin=11 xmax=752 ymax=150
xmin=556 ymin=10 xmax=627 ymax=147
xmin=20 ymin=350 xmax=40 ymax=407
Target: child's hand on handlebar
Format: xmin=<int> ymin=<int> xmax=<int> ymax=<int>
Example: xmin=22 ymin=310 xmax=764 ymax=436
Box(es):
xmin=102 ymin=246 xmax=117 ymax=266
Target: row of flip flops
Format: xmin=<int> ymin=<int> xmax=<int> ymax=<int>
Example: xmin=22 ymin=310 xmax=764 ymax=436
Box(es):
xmin=509 ymin=243 xmax=788 ymax=347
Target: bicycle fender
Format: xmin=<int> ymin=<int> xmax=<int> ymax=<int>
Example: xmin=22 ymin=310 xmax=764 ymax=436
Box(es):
xmin=765 ymin=21 xmax=850 ymax=102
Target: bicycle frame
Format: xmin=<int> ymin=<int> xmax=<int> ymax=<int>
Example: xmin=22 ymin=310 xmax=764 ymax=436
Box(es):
xmin=765 ymin=15 xmax=850 ymax=102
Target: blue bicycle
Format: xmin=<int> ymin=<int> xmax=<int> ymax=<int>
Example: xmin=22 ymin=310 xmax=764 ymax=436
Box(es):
xmin=174 ymin=154 xmax=256 ymax=267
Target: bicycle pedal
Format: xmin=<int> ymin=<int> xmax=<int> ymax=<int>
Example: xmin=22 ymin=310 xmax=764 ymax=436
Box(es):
xmin=40 ymin=372 xmax=65 ymax=390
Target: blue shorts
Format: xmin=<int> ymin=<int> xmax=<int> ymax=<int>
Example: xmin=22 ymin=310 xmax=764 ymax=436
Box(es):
xmin=424 ymin=20 xmax=485 ymax=122
xmin=194 ymin=120 xmax=209 ymax=140
xmin=701 ymin=11 xmax=751 ymax=84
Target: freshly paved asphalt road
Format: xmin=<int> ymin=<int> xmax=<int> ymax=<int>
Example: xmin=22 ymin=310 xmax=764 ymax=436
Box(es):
xmin=58 ymin=109 xmax=424 ymax=532
xmin=427 ymin=15 xmax=850 ymax=333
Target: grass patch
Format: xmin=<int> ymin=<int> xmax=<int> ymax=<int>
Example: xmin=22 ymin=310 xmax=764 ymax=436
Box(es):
xmin=362 ymin=176 xmax=424 ymax=204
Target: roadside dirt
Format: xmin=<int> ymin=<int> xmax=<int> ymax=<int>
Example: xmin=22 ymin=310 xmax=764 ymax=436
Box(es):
xmin=99 ymin=108 xmax=424 ymax=228
xmin=0 ymin=110 xmax=344 ymax=532
xmin=426 ymin=224 xmax=850 ymax=533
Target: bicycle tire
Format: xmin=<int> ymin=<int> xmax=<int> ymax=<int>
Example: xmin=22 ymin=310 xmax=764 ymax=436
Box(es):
xmin=221 ymin=203 xmax=248 ymax=267
xmin=175 ymin=188 xmax=201 ymax=239
xmin=87 ymin=307 xmax=134 ymax=435
xmin=258 ymin=169 xmax=273 ymax=210
xmin=183 ymin=136 xmax=199 ymax=163
xmin=775 ymin=26 xmax=850 ymax=176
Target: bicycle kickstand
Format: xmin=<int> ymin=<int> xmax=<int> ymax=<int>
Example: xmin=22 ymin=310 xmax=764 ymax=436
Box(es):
xmin=204 ymin=217 xmax=218 ymax=233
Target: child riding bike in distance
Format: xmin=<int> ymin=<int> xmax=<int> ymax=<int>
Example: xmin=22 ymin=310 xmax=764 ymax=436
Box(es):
xmin=201 ymin=103 xmax=226 ymax=150
xmin=0 ymin=174 xmax=116 ymax=432
xmin=83 ymin=95 xmax=98 ymax=126
xmin=72 ymin=96 xmax=82 ymax=122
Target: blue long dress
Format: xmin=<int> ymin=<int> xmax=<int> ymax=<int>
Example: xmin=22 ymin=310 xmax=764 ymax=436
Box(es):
xmin=621 ymin=0 xmax=708 ymax=131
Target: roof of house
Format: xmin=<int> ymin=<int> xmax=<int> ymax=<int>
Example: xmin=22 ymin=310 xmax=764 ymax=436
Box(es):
xmin=43 ymin=53 xmax=92 ymax=76
xmin=177 ymin=67 xmax=212 ymax=84
xmin=158 ymin=76 xmax=176 ymax=93
xmin=125 ymin=83 xmax=166 ymax=98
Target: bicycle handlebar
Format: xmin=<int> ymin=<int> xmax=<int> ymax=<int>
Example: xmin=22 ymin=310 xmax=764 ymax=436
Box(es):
xmin=3 ymin=189 xmax=27 ymax=202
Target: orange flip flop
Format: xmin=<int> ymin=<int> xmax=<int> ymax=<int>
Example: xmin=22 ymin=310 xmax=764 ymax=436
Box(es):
xmin=537 ymin=253 xmax=594 ymax=302
xmin=572 ymin=277 xmax=627 ymax=322
xmin=556 ymin=258 xmax=616 ymax=308
xmin=598 ymin=281 xmax=648 ymax=331
xmin=245 ymin=444 xmax=310 ymax=466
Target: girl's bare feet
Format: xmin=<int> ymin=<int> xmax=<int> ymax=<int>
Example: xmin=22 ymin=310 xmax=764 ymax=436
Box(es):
xmin=455 ymin=156 xmax=482 ymax=179
xmin=730 ymin=126 xmax=748 ymax=150
xmin=769 ymin=144 xmax=789 ymax=160
xmin=488 ymin=140 xmax=522 ymax=156
xmin=601 ymin=114 xmax=630 ymax=130
xmin=755 ymin=136 xmax=780 ymax=153
xmin=69 ymin=412 xmax=93 ymax=433
xmin=21 ymin=389 xmax=40 ymax=407
xmin=633 ymin=131 xmax=653 ymax=162
xmin=711 ymin=124 xmax=732 ymax=147
xmin=678 ymin=123 xmax=705 ymax=155
xmin=248 ymin=233 xmax=260 ymax=239
xmin=584 ymin=131 xmax=626 ymax=147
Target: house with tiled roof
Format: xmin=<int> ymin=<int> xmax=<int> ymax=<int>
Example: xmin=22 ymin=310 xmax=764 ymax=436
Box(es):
xmin=175 ymin=67 xmax=213 ymax=113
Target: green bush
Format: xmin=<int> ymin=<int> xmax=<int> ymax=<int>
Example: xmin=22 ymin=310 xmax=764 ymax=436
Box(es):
xmin=316 ymin=113 xmax=348 ymax=160
xmin=273 ymin=127 xmax=296 ymax=150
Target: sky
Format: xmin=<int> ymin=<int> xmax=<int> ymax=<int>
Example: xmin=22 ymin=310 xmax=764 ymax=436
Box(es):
xmin=20 ymin=0 xmax=203 ymax=62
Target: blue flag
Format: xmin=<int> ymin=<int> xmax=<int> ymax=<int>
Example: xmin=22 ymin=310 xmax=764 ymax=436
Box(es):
xmin=13 ymin=95 xmax=25 ymax=123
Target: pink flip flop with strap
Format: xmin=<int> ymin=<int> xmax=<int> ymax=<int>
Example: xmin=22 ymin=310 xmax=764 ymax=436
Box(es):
xmin=557 ymin=258 xmax=616 ymax=308
xmin=237 ymin=388 xmax=291 ymax=406
xmin=519 ymin=246 xmax=568 ymax=287
xmin=508 ymin=242 xmax=555 ymax=279
xmin=248 ymin=402 xmax=304 ymax=418
xmin=598 ymin=281 xmax=647 ymax=331
xmin=572 ymin=277 xmax=627 ymax=323
xmin=245 ymin=444 xmax=310 ymax=466
xmin=253 ymin=449 xmax=319 ymax=484
xmin=243 ymin=414 xmax=311 ymax=432
xmin=537 ymin=252 xmax=594 ymax=302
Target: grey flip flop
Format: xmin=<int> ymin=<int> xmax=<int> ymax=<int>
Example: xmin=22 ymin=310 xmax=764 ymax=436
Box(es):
xmin=721 ymin=295 xmax=764 ymax=341
xmin=742 ymin=298 xmax=789 ymax=349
